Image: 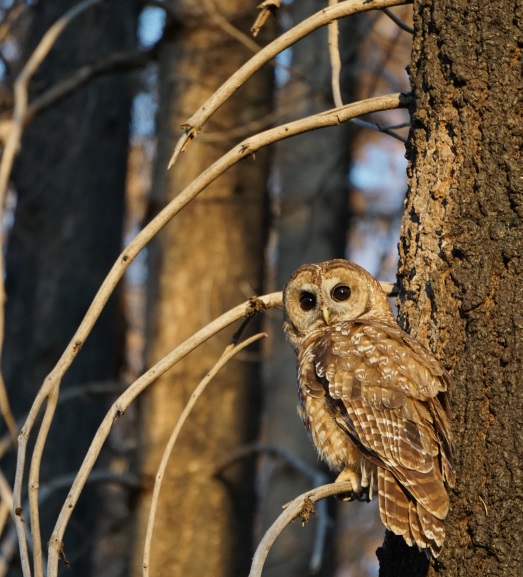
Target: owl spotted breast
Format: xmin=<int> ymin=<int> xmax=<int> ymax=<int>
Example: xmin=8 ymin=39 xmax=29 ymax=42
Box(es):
xmin=282 ymin=259 xmax=456 ymax=557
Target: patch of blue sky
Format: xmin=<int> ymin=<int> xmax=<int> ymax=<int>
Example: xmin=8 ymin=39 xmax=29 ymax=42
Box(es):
xmin=138 ymin=6 xmax=165 ymax=48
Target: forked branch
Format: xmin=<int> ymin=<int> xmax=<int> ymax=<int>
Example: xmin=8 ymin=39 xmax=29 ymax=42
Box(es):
xmin=168 ymin=0 xmax=410 ymax=167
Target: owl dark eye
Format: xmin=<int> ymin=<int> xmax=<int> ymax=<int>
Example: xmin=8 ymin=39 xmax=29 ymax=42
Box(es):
xmin=332 ymin=284 xmax=351 ymax=302
xmin=299 ymin=291 xmax=316 ymax=311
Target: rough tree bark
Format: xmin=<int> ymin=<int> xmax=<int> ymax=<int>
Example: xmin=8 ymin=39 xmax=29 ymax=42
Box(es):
xmin=131 ymin=2 xmax=273 ymax=576
xmin=2 ymin=1 xmax=139 ymax=575
xmin=379 ymin=0 xmax=523 ymax=575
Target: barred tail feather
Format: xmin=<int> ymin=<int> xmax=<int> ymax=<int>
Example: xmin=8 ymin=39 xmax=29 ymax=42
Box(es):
xmin=378 ymin=469 xmax=411 ymax=541
xmin=378 ymin=468 xmax=447 ymax=557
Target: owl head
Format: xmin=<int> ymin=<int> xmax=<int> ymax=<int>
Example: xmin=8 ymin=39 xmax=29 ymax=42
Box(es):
xmin=282 ymin=259 xmax=394 ymax=351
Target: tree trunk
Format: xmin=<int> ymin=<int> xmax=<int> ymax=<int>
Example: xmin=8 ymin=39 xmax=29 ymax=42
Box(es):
xmin=2 ymin=1 xmax=139 ymax=574
xmin=132 ymin=3 xmax=273 ymax=576
xmin=379 ymin=0 xmax=523 ymax=575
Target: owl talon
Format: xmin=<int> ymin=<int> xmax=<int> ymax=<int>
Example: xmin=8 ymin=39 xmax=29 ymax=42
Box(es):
xmin=335 ymin=483 xmax=372 ymax=503
xmin=336 ymin=490 xmax=371 ymax=503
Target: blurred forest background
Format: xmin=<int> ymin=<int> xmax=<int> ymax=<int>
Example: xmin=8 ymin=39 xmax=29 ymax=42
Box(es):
xmin=0 ymin=0 xmax=427 ymax=576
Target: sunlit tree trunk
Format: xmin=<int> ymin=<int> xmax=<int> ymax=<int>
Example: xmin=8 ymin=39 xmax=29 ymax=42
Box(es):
xmin=379 ymin=0 xmax=523 ymax=575
xmin=132 ymin=2 xmax=273 ymax=576
xmin=2 ymin=1 xmax=139 ymax=575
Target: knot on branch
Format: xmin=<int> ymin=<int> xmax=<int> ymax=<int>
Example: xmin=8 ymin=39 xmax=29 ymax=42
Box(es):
xmin=295 ymin=496 xmax=316 ymax=526
xmin=247 ymin=296 xmax=268 ymax=316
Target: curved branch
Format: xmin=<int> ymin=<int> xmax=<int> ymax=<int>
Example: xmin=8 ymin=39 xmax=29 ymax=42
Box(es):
xmin=142 ymin=332 xmax=268 ymax=577
xmin=0 ymin=0 xmax=104 ymax=214
xmin=14 ymin=90 xmax=406 ymax=577
xmin=249 ymin=481 xmax=354 ymax=577
xmin=168 ymin=0 xmax=410 ymax=167
xmin=46 ymin=295 xmax=280 ymax=577
xmin=383 ymin=7 xmax=414 ymax=34
xmin=328 ymin=1 xmax=343 ymax=108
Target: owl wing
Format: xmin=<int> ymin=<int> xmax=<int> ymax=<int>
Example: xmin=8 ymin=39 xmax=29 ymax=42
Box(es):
xmin=308 ymin=319 xmax=455 ymax=520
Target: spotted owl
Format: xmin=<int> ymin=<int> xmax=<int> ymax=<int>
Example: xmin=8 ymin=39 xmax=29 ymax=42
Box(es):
xmin=282 ymin=259 xmax=456 ymax=557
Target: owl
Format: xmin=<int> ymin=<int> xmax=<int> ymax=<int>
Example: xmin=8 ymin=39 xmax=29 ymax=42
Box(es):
xmin=282 ymin=259 xmax=456 ymax=557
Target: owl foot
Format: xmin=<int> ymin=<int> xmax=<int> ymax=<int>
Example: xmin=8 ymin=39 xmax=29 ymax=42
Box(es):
xmin=334 ymin=469 xmax=371 ymax=502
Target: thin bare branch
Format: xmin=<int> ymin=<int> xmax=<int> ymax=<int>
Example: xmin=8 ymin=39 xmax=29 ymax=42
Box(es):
xmin=0 ymin=469 xmax=13 ymax=542
xmin=328 ymin=1 xmax=344 ymax=108
xmin=383 ymin=7 xmax=414 ymax=34
xmin=251 ymin=0 xmax=281 ymax=37
xmin=29 ymin=387 xmax=58 ymax=577
xmin=142 ymin=332 xmax=267 ymax=577
xmin=46 ymin=295 xmax=280 ymax=577
xmin=249 ymin=481 xmax=354 ymax=577
xmin=168 ymin=0 xmax=410 ymax=167
xmin=0 ymin=48 xmax=152 ymax=143
xmin=350 ymin=116 xmax=409 ymax=142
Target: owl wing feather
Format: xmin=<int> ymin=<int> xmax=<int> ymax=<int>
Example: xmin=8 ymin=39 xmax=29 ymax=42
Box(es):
xmin=308 ymin=320 xmax=455 ymax=522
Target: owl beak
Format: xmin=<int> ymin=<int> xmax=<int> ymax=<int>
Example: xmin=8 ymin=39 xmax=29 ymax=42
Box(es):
xmin=322 ymin=307 xmax=331 ymax=324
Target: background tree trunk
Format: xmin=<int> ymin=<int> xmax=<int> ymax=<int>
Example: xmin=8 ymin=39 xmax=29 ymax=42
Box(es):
xmin=131 ymin=2 xmax=273 ymax=576
xmin=2 ymin=1 xmax=140 ymax=575
xmin=379 ymin=0 xmax=523 ymax=575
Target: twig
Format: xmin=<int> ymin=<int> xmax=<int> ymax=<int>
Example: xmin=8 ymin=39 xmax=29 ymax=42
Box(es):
xmin=383 ymin=7 xmax=414 ymax=34
xmin=328 ymin=1 xmax=343 ymax=108
xmin=350 ymin=117 xmax=409 ymax=142
xmin=0 ymin=469 xmax=19 ymax=577
xmin=248 ymin=481 xmax=354 ymax=577
xmin=142 ymin=332 xmax=267 ymax=577
xmin=168 ymin=0 xmax=409 ymax=167
xmin=45 ymin=295 xmax=280 ymax=577
xmin=0 ymin=48 xmax=153 ymax=143
xmin=29 ymin=387 xmax=58 ymax=577
xmin=251 ymin=0 xmax=281 ymax=37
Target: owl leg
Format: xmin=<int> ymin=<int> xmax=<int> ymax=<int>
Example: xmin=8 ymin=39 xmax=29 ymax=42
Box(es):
xmin=335 ymin=468 xmax=371 ymax=502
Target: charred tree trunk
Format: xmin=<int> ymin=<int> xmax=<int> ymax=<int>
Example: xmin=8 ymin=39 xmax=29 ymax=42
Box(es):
xmin=379 ymin=0 xmax=523 ymax=575
xmin=132 ymin=3 xmax=273 ymax=576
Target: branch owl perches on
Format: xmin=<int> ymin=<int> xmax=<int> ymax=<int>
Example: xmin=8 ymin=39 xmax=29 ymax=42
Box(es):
xmin=282 ymin=259 xmax=456 ymax=557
